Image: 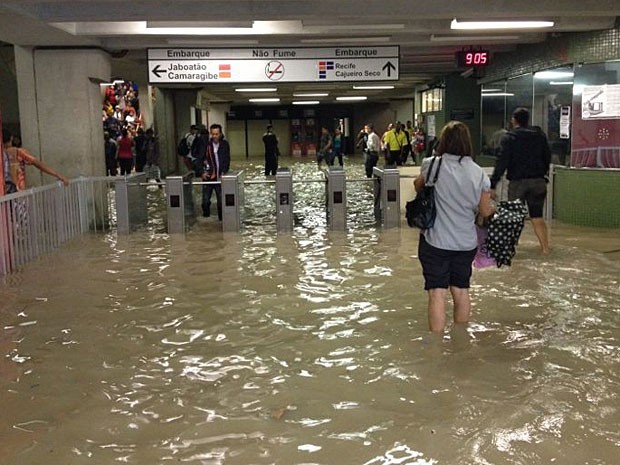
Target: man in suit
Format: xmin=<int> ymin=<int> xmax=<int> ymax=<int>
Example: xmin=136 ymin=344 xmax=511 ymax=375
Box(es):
xmin=198 ymin=124 xmax=230 ymax=220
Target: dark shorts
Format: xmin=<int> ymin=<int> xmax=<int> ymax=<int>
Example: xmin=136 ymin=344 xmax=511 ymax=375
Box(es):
xmin=508 ymin=178 xmax=547 ymax=218
xmin=418 ymin=234 xmax=477 ymax=290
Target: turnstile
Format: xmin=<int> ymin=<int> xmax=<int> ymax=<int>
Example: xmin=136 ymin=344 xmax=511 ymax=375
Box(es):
xmin=221 ymin=171 xmax=244 ymax=232
xmin=275 ymin=168 xmax=294 ymax=232
xmin=326 ymin=166 xmax=346 ymax=230
xmin=373 ymin=167 xmax=400 ymax=229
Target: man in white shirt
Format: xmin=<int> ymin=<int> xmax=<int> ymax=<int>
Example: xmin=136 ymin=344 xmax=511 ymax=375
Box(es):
xmin=364 ymin=123 xmax=381 ymax=178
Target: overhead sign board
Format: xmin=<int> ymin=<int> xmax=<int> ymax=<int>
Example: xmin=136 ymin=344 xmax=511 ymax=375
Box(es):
xmin=147 ymin=46 xmax=399 ymax=84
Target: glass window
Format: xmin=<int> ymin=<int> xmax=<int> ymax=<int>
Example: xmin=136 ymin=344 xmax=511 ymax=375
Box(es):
xmin=479 ymin=61 xmax=620 ymax=168
xmin=481 ymin=80 xmax=508 ymax=157
xmin=421 ymin=88 xmax=443 ymax=113
xmin=533 ymin=66 xmax=574 ymax=165
xmin=571 ymin=60 xmax=620 ymax=168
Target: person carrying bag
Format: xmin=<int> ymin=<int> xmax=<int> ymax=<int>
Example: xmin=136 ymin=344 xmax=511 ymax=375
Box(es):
xmin=412 ymin=121 xmax=495 ymax=333
xmin=406 ymin=156 xmax=442 ymax=229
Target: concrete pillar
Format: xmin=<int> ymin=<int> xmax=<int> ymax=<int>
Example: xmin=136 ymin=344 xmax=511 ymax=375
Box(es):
xmin=208 ymin=103 xmax=230 ymax=136
xmin=14 ymin=47 xmax=111 ymax=186
xmin=152 ymin=87 xmax=176 ymax=177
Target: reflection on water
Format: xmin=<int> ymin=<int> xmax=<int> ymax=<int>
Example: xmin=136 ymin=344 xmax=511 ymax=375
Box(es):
xmin=1 ymin=157 xmax=619 ymax=465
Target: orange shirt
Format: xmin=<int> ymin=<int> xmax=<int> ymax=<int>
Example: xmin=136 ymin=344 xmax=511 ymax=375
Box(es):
xmin=6 ymin=147 xmax=36 ymax=191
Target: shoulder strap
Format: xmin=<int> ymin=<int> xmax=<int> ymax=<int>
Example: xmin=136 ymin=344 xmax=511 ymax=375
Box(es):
xmin=431 ymin=156 xmax=443 ymax=183
xmin=426 ymin=156 xmax=443 ymax=185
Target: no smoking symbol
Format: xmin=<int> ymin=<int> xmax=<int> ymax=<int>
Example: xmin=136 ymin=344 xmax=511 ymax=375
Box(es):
xmin=265 ymin=61 xmax=284 ymax=80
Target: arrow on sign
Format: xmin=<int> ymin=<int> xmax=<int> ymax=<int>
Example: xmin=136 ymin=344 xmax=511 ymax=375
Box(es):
xmin=152 ymin=65 xmax=165 ymax=78
xmin=382 ymin=61 xmax=396 ymax=77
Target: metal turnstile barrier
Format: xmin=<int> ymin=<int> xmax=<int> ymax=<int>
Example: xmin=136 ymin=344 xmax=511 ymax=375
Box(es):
xmin=326 ymin=166 xmax=347 ymax=230
xmin=373 ymin=167 xmax=400 ymax=229
xmin=221 ymin=171 xmax=245 ymax=232
xmin=115 ymin=172 xmax=148 ymax=234
xmin=166 ymin=172 xmax=195 ymax=234
xmin=275 ymin=168 xmax=294 ymax=232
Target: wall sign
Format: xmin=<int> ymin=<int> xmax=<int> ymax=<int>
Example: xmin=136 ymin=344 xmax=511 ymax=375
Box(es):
xmin=147 ymin=46 xmax=399 ymax=84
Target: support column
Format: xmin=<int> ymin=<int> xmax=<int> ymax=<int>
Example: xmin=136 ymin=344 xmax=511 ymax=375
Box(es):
xmin=14 ymin=47 xmax=111 ymax=186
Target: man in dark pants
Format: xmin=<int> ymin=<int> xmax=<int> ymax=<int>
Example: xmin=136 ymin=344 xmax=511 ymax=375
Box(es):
xmin=364 ymin=123 xmax=381 ymax=178
xmin=197 ymin=124 xmax=230 ymax=220
xmin=262 ymin=124 xmax=279 ymax=176
xmin=490 ymin=107 xmax=552 ymax=255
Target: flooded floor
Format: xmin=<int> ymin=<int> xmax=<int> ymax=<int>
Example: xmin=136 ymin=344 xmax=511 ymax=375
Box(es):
xmin=1 ymin=156 xmax=619 ymax=465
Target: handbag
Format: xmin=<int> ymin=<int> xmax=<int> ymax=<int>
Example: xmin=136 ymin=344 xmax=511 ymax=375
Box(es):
xmin=473 ymin=225 xmax=496 ymax=269
xmin=406 ymin=156 xmax=442 ymax=229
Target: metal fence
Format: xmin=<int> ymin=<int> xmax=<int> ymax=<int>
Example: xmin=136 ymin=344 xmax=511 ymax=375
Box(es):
xmin=0 ymin=176 xmax=118 ymax=275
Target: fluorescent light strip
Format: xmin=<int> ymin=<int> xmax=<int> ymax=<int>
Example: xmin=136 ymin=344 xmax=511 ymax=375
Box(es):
xmin=534 ymin=71 xmax=574 ymax=79
xmin=336 ymin=96 xmax=368 ymax=101
xmin=293 ymin=93 xmax=329 ymax=97
xmin=550 ymin=81 xmax=574 ymax=85
xmin=301 ymin=36 xmax=391 ymax=44
xmin=235 ymin=87 xmax=277 ymax=92
xmin=451 ymin=19 xmax=554 ymax=30
xmin=431 ymin=34 xmax=520 ymax=42
xmin=249 ymin=98 xmax=280 ymax=103
xmin=308 ymin=24 xmax=405 ymax=31
xmin=481 ymin=92 xmax=515 ymax=97
xmin=52 ymin=20 xmax=304 ymax=36
xmin=482 ymin=88 xmax=503 ymax=92
xmin=167 ymin=39 xmax=259 ymax=45
xmin=352 ymin=85 xmax=394 ymax=90
xmin=292 ymin=101 xmax=320 ymax=105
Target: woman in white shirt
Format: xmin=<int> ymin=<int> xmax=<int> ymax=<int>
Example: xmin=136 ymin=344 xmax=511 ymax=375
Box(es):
xmin=414 ymin=121 xmax=495 ymax=333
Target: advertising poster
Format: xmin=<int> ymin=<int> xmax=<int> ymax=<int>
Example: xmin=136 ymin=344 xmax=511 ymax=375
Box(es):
xmin=581 ymin=84 xmax=620 ymax=120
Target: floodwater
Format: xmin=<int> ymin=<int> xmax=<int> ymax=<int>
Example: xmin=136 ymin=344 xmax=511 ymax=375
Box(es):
xmin=1 ymin=157 xmax=619 ymax=465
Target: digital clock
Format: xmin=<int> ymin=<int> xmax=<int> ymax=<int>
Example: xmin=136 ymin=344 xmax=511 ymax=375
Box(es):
xmin=456 ymin=50 xmax=490 ymax=67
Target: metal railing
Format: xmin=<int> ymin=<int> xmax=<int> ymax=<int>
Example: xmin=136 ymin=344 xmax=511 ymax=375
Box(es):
xmin=0 ymin=176 xmax=115 ymax=275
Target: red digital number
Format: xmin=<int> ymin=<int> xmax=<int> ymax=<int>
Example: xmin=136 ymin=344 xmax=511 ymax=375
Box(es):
xmin=458 ymin=51 xmax=489 ymax=67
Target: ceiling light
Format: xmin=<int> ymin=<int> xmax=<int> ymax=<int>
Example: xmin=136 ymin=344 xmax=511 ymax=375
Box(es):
xmin=482 ymin=88 xmax=503 ymax=92
xmin=51 ymin=20 xmax=303 ymax=36
xmin=431 ymin=34 xmax=520 ymax=42
xmin=451 ymin=19 xmax=554 ymax=30
xmin=336 ymin=96 xmax=368 ymax=101
xmin=573 ymin=84 xmax=585 ymax=96
xmin=481 ymin=92 xmax=515 ymax=97
xmin=301 ymin=36 xmax=391 ymax=44
xmin=292 ymin=101 xmax=320 ymax=105
xmin=550 ymin=81 xmax=574 ymax=85
xmin=235 ymin=88 xmax=277 ymax=92
xmin=307 ymin=24 xmax=405 ymax=31
xmin=352 ymin=85 xmax=394 ymax=90
xmin=249 ymin=98 xmax=280 ymax=103
xmin=293 ymin=93 xmax=329 ymax=97
xmin=534 ymin=71 xmax=574 ymax=79
xmin=167 ymin=39 xmax=259 ymax=45
xmin=147 ymin=21 xmax=252 ymax=28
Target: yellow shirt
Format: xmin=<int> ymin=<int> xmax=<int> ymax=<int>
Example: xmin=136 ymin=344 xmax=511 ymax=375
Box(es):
xmin=384 ymin=130 xmax=407 ymax=151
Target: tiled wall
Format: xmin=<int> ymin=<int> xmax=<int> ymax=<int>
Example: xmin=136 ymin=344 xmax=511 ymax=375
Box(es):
xmin=482 ymin=26 xmax=620 ymax=83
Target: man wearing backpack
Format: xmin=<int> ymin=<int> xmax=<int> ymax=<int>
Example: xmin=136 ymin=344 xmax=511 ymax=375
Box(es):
xmin=177 ymin=124 xmax=197 ymax=171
